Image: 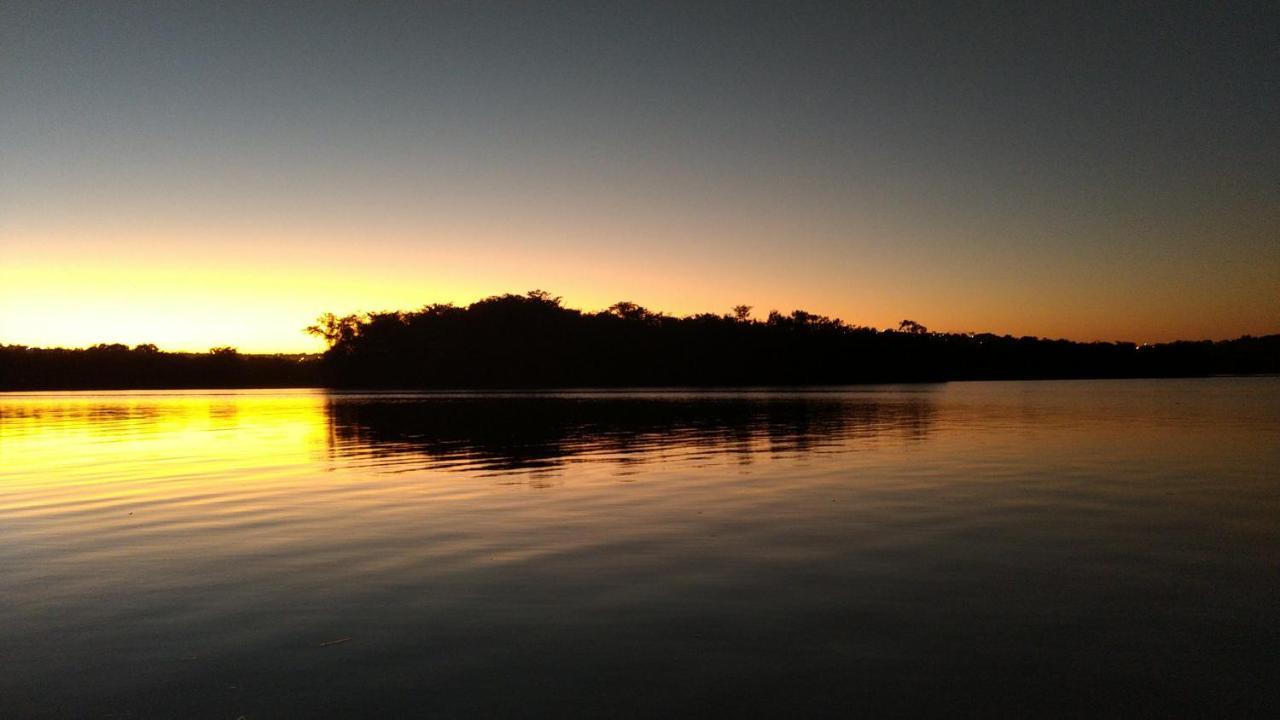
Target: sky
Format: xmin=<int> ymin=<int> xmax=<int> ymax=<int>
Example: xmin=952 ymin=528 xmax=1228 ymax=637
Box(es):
xmin=2 ymin=1 xmax=1277 ymax=352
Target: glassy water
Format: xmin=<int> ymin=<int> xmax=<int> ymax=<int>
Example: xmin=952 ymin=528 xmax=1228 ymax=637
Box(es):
xmin=2 ymin=380 xmax=1277 ymax=718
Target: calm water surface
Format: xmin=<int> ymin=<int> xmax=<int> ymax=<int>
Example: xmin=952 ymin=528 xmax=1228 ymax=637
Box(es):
xmin=2 ymin=380 xmax=1278 ymax=717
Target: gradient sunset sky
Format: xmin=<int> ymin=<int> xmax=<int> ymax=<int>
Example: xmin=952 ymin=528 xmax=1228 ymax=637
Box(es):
xmin=3 ymin=1 xmax=1277 ymax=352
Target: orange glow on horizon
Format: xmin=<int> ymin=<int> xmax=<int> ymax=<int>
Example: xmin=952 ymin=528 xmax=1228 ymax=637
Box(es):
xmin=4 ymin=218 xmax=1278 ymax=352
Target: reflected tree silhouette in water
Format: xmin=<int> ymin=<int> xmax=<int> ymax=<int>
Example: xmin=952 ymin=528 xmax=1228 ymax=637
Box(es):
xmin=324 ymin=393 xmax=938 ymax=475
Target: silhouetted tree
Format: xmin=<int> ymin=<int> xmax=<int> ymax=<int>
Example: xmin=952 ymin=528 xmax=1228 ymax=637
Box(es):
xmin=526 ymin=289 xmax=562 ymax=306
xmin=607 ymin=301 xmax=653 ymax=322
xmin=306 ymin=313 xmax=360 ymax=348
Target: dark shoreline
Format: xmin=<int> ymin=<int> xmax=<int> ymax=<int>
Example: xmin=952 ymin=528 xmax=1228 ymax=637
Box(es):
xmin=3 ymin=374 xmax=1279 ymax=394
xmin=4 ymin=292 xmax=1277 ymax=391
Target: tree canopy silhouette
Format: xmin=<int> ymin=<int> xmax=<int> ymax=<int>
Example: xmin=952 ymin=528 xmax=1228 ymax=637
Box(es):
xmin=305 ymin=291 xmax=1280 ymax=388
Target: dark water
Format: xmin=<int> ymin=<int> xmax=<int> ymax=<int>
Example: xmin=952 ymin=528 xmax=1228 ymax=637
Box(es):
xmin=2 ymin=380 xmax=1277 ymax=718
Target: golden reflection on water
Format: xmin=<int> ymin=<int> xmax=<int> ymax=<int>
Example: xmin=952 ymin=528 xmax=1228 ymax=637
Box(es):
xmin=1 ymin=382 xmax=1275 ymax=519
xmin=0 ymin=390 xmax=329 ymax=498
xmin=0 ymin=382 xmax=1274 ymax=517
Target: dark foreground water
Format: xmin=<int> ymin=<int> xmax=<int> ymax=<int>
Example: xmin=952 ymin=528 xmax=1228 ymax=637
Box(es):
xmin=2 ymin=380 xmax=1277 ymax=718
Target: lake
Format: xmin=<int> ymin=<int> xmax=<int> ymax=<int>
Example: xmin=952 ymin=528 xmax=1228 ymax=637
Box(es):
xmin=2 ymin=379 xmax=1277 ymax=717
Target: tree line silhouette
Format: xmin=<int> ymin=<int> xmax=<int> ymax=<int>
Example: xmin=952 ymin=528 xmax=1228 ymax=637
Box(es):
xmin=0 ymin=344 xmax=318 ymax=390
xmin=307 ymin=290 xmax=1279 ymax=388
xmin=2 ymin=290 xmax=1276 ymax=390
